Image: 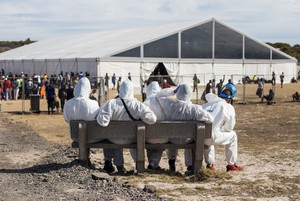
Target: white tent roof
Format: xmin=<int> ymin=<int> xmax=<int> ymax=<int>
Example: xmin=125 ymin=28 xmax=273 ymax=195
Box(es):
xmin=0 ymin=18 xmax=296 ymax=63
xmin=0 ymin=19 xmax=203 ymax=60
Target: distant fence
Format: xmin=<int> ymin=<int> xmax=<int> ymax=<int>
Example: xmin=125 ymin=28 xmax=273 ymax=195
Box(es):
xmin=0 ymin=74 xmax=299 ymax=113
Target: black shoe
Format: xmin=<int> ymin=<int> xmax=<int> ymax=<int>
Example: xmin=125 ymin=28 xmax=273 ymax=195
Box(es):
xmin=147 ymin=164 xmax=154 ymax=170
xmin=148 ymin=165 xmax=162 ymax=171
xmin=168 ymin=159 xmax=176 ymax=172
xmin=117 ymin=165 xmax=127 ymax=173
xmin=187 ymin=165 xmax=193 ymax=172
xmin=103 ymin=160 xmax=115 ymax=173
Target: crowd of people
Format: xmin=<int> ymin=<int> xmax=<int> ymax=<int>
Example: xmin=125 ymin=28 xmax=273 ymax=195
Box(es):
xmin=63 ymin=72 xmax=244 ymax=175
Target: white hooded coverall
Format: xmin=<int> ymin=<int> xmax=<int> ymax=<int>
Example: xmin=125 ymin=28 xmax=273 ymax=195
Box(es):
xmin=96 ymin=79 xmax=157 ymax=166
xmin=157 ymin=84 xmax=213 ymax=167
xmin=202 ymin=93 xmax=238 ymax=165
xmin=143 ymin=81 xmax=172 ymax=168
xmin=63 ymin=77 xmax=100 ymax=143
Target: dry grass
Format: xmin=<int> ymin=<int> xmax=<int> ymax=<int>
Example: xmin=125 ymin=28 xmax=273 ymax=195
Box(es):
xmin=1 ymin=82 xmax=300 ymax=200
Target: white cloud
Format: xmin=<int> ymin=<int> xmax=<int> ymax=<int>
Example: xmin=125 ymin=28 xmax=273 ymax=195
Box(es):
xmin=0 ymin=0 xmax=299 ymax=45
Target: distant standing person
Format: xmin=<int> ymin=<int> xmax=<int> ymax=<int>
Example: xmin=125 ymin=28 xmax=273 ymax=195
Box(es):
xmin=211 ymin=79 xmax=216 ymax=94
xmin=46 ymin=82 xmax=56 ymax=114
xmin=128 ymin=73 xmax=131 ymax=81
xmin=111 ymin=73 xmax=116 ymax=90
xmin=117 ymin=77 xmax=122 ymax=93
xmin=280 ymin=72 xmax=284 ymax=88
xmin=271 ymin=71 xmax=276 ymax=85
xmin=66 ymin=84 xmax=74 ymax=100
xmin=192 ymin=74 xmax=199 ymax=92
xmin=58 ymin=85 xmax=67 ymax=112
xmin=216 ymin=75 xmax=225 ymax=97
xmin=104 ymin=73 xmax=110 ymax=89
xmin=256 ymin=78 xmax=264 ymax=98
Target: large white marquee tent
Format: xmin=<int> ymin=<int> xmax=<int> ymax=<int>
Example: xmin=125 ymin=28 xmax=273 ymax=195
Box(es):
xmin=0 ymin=18 xmax=297 ymax=86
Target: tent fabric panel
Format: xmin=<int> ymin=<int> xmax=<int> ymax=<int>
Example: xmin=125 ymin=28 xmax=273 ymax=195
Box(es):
xmin=99 ymin=62 xmax=141 ymax=87
xmin=23 ymin=60 xmax=35 ymax=77
xmin=214 ymin=63 xmax=243 ymax=84
xmin=179 ymin=63 xmax=213 ymax=86
xmin=163 ymin=63 xmax=180 ymax=85
xmin=140 ymin=63 xmax=158 ymax=83
xmin=272 ymin=63 xmax=296 ymax=83
xmin=244 ymin=63 xmax=271 ymax=80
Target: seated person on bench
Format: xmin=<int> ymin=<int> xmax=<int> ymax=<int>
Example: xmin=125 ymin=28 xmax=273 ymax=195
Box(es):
xmin=63 ymin=77 xmax=100 ymax=143
xmin=261 ymin=89 xmax=274 ymax=104
xmin=143 ymin=81 xmax=176 ymax=170
xmin=202 ymin=92 xmax=244 ymax=172
xmin=96 ymin=79 xmax=157 ymax=173
xmin=156 ymin=84 xmax=213 ymax=174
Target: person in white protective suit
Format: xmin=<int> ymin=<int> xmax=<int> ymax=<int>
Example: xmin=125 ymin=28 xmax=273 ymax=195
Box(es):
xmin=202 ymin=92 xmax=244 ymax=172
xmin=97 ymin=79 xmax=157 ymax=173
xmin=63 ymin=77 xmax=101 ymax=143
xmin=143 ymin=81 xmax=173 ymax=170
xmin=157 ymin=84 xmax=213 ymax=173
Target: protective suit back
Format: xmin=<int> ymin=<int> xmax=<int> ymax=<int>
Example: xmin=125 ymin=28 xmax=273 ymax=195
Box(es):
xmin=63 ymin=77 xmax=101 ymax=143
xmin=144 ymin=81 xmax=168 ymax=144
xmin=97 ymin=79 xmax=156 ymax=145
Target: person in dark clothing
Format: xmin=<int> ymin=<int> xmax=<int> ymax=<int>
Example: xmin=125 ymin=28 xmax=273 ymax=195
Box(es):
xmin=261 ymin=89 xmax=275 ymax=104
xmin=292 ymin=91 xmax=300 ymax=102
xmin=271 ymin=71 xmax=276 ymax=85
xmin=46 ymin=82 xmax=56 ymax=114
xmin=58 ymin=85 xmax=67 ymax=112
xmin=66 ymin=84 xmax=74 ymax=100
xmin=216 ymin=76 xmax=225 ymax=97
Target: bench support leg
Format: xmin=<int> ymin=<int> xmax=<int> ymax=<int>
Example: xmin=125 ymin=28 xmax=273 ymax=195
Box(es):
xmin=194 ymin=124 xmax=205 ymax=174
xmin=136 ymin=125 xmax=145 ymax=173
xmin=78 ymin=122 xmax=89 ymax=165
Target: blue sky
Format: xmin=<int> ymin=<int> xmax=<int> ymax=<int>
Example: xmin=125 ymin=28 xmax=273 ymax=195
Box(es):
xmin=0 ymin=0 xmax=299 ymax=45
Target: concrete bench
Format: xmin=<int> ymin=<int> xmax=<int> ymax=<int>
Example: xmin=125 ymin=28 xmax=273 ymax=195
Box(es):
xmin=70 ymin=120 xmax=212 ymax=174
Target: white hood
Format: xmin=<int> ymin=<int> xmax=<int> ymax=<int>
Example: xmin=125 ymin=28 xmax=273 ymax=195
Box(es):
xmin=119 ymin=79 xmax=134 ymax=99
xmin=74 ymin=77 xmax=91 ymax=100
xmin=146 ymin=81 xmax=161 ymax=98
xmin=176 ymin=84 xmax=192 ymax=102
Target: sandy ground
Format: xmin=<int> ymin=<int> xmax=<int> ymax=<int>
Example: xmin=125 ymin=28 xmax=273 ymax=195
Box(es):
xmin=0 ymin=82 xmax=300 ymax=200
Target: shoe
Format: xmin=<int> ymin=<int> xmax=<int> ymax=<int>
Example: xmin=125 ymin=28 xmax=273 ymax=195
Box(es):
xmin=206 ymin=164 xmax=215 ymax=171
xmin=147 ymin=164 xmax=154 ymax=170
xmin=168 ymin=159 xmax=176 ymax=172
xmin=147 ymin=165 xmax=162 ymax=171
xmin=103 ymin=160 xmax=115 ymax=173
xmin=226 ymin=164 xmax=244 ymax=172
xmin=187 ymin=165 xmax=193 ymax=172
xmin=117 ymin=165 xmax=127 ymax=173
